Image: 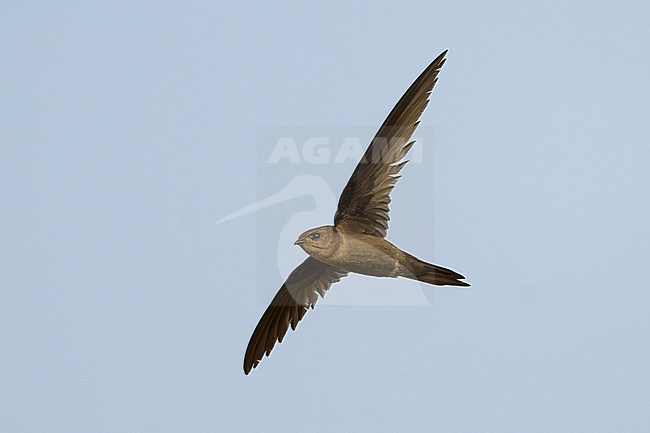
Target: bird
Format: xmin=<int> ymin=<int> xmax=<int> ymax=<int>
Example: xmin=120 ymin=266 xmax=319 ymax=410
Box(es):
xmin=243 ymin=50 xmax=469 ymax=375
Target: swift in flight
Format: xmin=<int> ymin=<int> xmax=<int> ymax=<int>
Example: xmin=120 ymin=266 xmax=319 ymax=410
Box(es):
xmin=244 ymin=50 xmax=469 ymax=374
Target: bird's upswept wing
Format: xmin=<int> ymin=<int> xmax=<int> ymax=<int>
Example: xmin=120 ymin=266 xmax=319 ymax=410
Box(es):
xmin=243 ymin=257 xmax=347 ymax=374
xmin=334 ymin=51 xmax=447 ymax=237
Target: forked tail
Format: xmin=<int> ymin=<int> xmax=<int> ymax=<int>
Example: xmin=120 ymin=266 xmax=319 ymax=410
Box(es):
xmin=404 ymin=257 xmax=470 ymax=287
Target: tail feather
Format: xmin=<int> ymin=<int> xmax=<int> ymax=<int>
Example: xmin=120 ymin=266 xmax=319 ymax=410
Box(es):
xmin=405 ymin=257 xmax=470 ymax=287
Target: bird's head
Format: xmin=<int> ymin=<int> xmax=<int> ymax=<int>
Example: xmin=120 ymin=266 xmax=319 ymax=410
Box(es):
xmin=294 ymin=225 xmax=338 ymax=257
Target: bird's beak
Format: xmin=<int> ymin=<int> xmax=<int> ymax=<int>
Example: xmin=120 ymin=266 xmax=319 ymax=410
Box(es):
xmin=294 ymin=239 xmax=305 ymax=246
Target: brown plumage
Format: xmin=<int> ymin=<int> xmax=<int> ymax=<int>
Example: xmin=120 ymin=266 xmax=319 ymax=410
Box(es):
xmin=244 ymin=50 xmax=469 ymax=375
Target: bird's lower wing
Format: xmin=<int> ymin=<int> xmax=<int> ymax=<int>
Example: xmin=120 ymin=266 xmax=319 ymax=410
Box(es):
xmin=243 ymin=257 xmax=347 ymax=374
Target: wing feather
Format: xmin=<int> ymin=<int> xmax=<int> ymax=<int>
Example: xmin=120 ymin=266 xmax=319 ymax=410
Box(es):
xmin=243 ymin=257 xmax=347 ymax=374
xmin=334 ymin=51 xmax=447 ymax=237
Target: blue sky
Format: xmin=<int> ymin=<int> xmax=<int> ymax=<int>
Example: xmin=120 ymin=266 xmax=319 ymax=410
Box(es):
xmin=2 ymin=1 xmax=649 ymax=432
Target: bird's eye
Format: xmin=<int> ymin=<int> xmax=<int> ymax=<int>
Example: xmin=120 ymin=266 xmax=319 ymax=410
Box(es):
xmin=308 ymin=232 xmax=321 ymax=240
